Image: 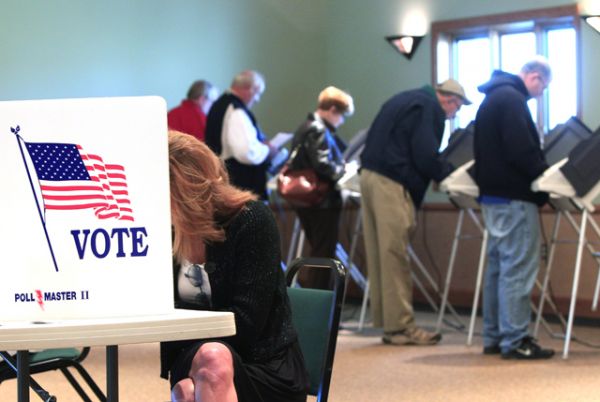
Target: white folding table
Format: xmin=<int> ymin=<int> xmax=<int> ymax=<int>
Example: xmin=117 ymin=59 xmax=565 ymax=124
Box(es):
xmin=0 ymin=309 xmax=235 ymax=402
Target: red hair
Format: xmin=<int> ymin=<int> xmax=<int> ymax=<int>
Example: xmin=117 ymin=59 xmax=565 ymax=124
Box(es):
xmin=168 ymin=130 xmax=256 ymax=262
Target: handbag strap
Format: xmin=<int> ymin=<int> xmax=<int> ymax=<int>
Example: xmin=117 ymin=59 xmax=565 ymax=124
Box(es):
xmin=285 ymin=143 xmax=303 ymax=168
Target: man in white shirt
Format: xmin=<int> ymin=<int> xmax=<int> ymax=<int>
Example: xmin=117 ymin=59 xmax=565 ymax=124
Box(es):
xmin=205 ymin=70 xmax=277 ymax=199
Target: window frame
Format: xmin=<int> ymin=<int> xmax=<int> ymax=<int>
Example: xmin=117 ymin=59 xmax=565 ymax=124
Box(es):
xmin=431 ymin=5 xmax=582 ymax=133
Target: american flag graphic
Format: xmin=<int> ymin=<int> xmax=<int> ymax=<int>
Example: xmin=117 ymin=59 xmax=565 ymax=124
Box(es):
xmin=25 ymin=142 xmax=134 ymax=221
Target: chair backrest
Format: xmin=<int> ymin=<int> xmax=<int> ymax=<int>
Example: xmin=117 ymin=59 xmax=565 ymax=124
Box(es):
xmin=285 ymin=257 xmax=346 ymax=402
xmin=0 ymin=347 xmax=105 ymax=401
xmin=29 ymin=347 xmax=84 ymax=364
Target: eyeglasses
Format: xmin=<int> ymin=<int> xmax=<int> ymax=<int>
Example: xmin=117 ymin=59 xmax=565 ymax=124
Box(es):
xmin=537 ymin=75 xmax=550 ymax=89
xmin=447 ymin=96 xmax=463 ymax=110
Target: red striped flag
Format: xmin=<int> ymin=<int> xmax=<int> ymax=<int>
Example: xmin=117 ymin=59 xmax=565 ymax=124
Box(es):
xmin=25 ymin=142 xmax=134 ymax=221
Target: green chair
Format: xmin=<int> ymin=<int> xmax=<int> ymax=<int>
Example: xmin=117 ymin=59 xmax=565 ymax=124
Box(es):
xmin=285 ymin=257 xmax=346 ymax=402
xmin=0 ymin=347 xmax=106 ymax=401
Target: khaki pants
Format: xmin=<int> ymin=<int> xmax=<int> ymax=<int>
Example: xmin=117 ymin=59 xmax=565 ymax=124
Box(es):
xmin=360 ymin=169 xmax=416 ymax=333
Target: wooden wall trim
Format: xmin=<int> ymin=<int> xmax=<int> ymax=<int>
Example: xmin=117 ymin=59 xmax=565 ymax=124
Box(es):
xmin=431 ymin=4 xmax=579 ymax=33
xmin=421 ymin=202 xmax=600 ymax=215
xmin=271 ymin=201 xmax=600 ymax=215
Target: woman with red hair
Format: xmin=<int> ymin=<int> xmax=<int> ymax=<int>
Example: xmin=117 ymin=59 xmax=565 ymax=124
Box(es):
xmin=161 ymin=131 xmax=308 ymax=402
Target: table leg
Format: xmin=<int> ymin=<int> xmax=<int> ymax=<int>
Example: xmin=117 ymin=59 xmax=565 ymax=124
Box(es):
xmin=17 ymin=350 xmax=30 ymax=402
xmin=106 ymin=345 xmax=119 ymax=402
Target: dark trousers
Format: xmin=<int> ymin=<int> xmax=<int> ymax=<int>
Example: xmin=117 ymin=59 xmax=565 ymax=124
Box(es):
xmin=295 ymin=206 xmax=341 ymax=289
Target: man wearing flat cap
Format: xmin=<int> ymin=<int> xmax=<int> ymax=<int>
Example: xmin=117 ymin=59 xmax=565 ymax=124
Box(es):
xmin=360 ymin=79 xmax=471 ymax=346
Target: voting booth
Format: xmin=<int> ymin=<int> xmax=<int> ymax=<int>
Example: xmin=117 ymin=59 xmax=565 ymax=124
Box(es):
xmin=436 ymin=122 xmax=488 ymax=339
xmin=544 ymin=116 xmax=592 ymax=166
xmin=539 ymin=116 xmax=594 ymax=211
xmin=532 ymin=122 xmax=600 ymax=358
xmin=441 ymin=122 xmax=475 ymax=170
xmin=439 ymin=122 xmax=479 ymax=209
xmin=437 ymin=118 xmax=599 ymax=345
xmin=0 ymin=96 xmax=174 ymax=322
xmin=335 ymin=128 xmax=368 ymax=196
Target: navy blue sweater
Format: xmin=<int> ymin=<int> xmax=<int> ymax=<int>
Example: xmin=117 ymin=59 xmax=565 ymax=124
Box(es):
xmin=473 ymin=70 xmax=548 ymax=206
xmin=360 ymin=86 xmax=453 ymax=207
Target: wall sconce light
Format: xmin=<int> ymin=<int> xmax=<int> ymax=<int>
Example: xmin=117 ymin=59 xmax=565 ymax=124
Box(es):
xmin=582 ymin=15 xmax=600 ymax=34
xmin=385 ymin=35 xmax=424 ymax=60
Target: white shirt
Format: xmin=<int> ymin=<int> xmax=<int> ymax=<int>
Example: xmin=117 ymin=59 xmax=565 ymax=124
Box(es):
xmin=220 ymin=105 xmax=269 ymax=165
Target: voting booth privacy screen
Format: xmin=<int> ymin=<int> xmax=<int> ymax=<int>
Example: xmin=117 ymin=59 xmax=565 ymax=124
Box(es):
xmin=543 ymin=116 xmax=593 ymax=166
xmin=0 ymin=96 xmax=173 ymax=321
xmin=441 ymin=121 xmax=475 ymax=170
xmin=560 ymin=130 xmax=600 ymax=197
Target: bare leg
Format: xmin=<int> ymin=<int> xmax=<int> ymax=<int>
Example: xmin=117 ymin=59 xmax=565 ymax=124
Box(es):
xmin=172 ymin=378 xmax=195 ymax=402
xmin=190 ymin=342 xmax=238 ymax=402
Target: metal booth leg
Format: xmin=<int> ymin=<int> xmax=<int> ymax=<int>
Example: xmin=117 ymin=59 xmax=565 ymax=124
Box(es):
xmin=563 ymin=210 xmax=589 ymax=359
xmin=436 ymin=209 xmax=465 ymax=332
xmin=533 ymin=211 xmax=562 ymax=337
xmin=467 ymin=228 xmax=488 ymax=346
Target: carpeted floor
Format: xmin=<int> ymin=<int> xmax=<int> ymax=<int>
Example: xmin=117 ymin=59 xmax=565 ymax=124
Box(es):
xmin=2 ymin=309 xmax=600 ymax=401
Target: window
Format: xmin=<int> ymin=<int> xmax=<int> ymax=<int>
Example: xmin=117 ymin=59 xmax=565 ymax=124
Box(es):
xmin=432 ymin=5 xmax=581 ymax=150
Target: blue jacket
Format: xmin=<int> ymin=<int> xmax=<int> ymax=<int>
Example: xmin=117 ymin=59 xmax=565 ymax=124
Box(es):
xmin=473 ymin=70 xmax=548 ymax=206
xmin=360 ymin=85 xmax=453 ymax=207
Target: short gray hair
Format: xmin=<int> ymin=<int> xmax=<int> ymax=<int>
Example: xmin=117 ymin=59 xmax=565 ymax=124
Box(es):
xmin=187 ymin=80 xmax=215 ymax=100
xmin=231 ymin=70 xmax=265 ymax=92
xmin=521 ymin=56 xmax=552 ymax=82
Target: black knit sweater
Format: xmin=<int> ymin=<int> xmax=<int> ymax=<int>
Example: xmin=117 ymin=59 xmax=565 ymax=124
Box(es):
xmin=160 ymin=200 xmax=297 ymax=378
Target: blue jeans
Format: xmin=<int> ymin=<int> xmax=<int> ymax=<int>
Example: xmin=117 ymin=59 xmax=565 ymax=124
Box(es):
xmin=481 ymin=200 xmax=541 ymax=352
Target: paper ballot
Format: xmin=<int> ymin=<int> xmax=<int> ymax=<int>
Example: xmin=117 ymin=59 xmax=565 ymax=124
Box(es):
xmin=269 ymin=132 xmax=293 ymax=149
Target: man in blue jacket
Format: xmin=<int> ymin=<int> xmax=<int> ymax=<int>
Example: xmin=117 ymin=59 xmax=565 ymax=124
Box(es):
xmin=360 ymin=79 xmax=470 ymax=345
xmin=474 ymin=57 xmax=554 ymax=360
